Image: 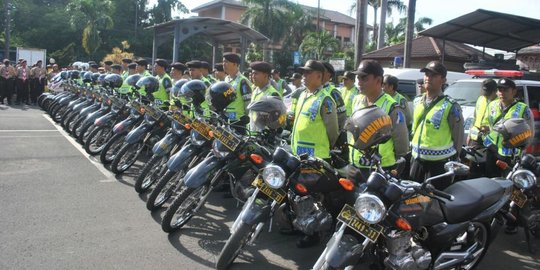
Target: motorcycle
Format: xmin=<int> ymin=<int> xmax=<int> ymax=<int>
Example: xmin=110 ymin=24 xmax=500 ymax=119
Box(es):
xmin=311 ymin=154 xmax=516 ymax=270
xmin=160 ymin=115 xmax=279 ymax=233
xmin=215 ymin=147 xmax=351 ymax=270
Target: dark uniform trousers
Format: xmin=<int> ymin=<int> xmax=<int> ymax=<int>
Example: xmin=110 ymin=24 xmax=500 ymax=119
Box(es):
xmin=16 ymin=78 xmax=29 ymax=104
xmin=0 ymin=78 xmax=15 ymax=104
xmin=30 ymin=78 xmax=44 ymax=104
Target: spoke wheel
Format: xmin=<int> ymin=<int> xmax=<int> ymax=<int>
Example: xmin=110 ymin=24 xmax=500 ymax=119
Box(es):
xmin=161 ymin=185 xmax=209 ymax=233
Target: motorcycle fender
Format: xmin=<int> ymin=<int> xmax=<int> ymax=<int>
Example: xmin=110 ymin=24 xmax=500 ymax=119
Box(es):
xmin=124 ymin=122 xmax=153 ymax=144
xmin=325 ymin=233 xmax=363 ymax=268
xmin=113 ymin=116 xmax=140 ymax=134
xmin=94 ymin=111 xmax=117 ymax=127
xmin=239 ymin=197 xmax=272 ymax=225
xmin=183 ymin=155 xmax=225 ymax=188
xmin=79 ymin=103 xmax=100 ymax=117
xmin=83 ymin=108 xmax=108 ymax=126
xmin=73 ymin=100 xmax=90 ymax=111
xmin=152 ymin=132 xmax=179 ymax=156
xmin=166 ymin=143 xmax=199 ymax=172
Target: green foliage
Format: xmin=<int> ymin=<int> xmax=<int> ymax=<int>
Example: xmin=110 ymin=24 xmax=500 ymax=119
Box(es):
xmin=246 ymin=43 xmax=263 ymax=62
xmin=241 ymin=0 xmax=300 ymax=44
xmin=49 ymin=43 xmax=77 ymax=67
xmin=299 ymin=31 xmax=340 ymax=61
xmin=385 ymin=17 xmax=433 ymax=46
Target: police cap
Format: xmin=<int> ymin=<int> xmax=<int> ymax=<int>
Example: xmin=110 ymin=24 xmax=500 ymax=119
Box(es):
xmin=497 ymin=78 xmax=516 ymax=89
xmin=250 ymin=61 xmax=272 ymax=74
xmin=223 ymin=53 xmax=241 ymax=64
xmin=352 ymin=60 xmax=384 ymax=77
xmin=298 ymin=60 xmax=325 ymax=73
xmin=420 ymin=61 xmax=447 ymax=78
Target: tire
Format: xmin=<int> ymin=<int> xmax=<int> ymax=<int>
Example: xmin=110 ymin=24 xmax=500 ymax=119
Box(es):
xmin=110 ymin=142 xmax=144 ymax=174
xmin=71 ymin=115 xmax=86 ymax=137
xmin=436 ymin=221 xmax=489 ymax=270
xmin=63 ymin=110 xmax=79 ymax=132
xmin=77 ymin=121 xmax=94 ymax=143
xmin=100 ymin=133 xmax=125 ymax=164
xmin=52 ymin=104 xmax=67 ymax=123
xmin=134 ymin=155 xmax=168 ymax=193
xmin=60 ymin=108 xmax=74 ymax=129
xmin=146 ymin=169 xmax=186 ymax=211
xmin=48 ymin=100 xmax=60 ymax=115
xmin=215 ymin=221 xmax=257 ymax=270
xmin=84 ymin=125 xmax=113 ymax=155
xmin=161 ymin=185 xmax=210 ymax=233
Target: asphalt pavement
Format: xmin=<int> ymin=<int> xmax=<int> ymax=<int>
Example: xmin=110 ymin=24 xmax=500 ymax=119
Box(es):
xmin=0 ymin=103 xmax=539 ymax=270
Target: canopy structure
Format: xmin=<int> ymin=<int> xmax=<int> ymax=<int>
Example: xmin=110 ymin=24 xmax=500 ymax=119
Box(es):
xmin=146 ymin=17 xmax=269 ymax=68
xmin=419 ymin=9 xmax=540 ymax=53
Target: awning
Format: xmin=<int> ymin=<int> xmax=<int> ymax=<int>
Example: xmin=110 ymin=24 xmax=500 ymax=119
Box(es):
xmin=419 ymin=9 xmax=540 ymax=52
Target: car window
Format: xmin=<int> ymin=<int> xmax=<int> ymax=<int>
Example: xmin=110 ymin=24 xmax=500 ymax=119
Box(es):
xmin=443 ymin=81 xmax=481 ymax=106
xmin=397 ymin=81 xmax=415 ymax=101
xmin=525 ymin=86 xmax=540 ymax=109
xmin=516 ymin=86 xmax=525 ymax=103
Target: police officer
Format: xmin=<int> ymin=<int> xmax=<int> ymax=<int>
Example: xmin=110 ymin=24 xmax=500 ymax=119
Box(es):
xmin=0 ymin=59 xmax=17 ymax=105
xmin=321 ymin=61 xmax=347 ymax=129
xmin=339 ymin=71 xmax=361 ymax=117
xmin=103 ymin=60 xmax=113 ymax=73
xmin=16 ymin=60 xmax=30 ymax=105
xmin=290 ymin=59 xmax=338 ymax=248
xmin=89 ymin=62 xmax=99 ymax=73
xmin=350 ymin=60 xmax=409 ymax=176
xmin=110 ymin=64 xmax=123 ymax=75
xmin=468 ymin=79 xmax=497 ymax=147
xmin=170 ymin=62 xmax=187 ymax=83
xmin=200 ymin=61 xmax=217 ymax=84
xmin=121 ymin=58 xmax=132 ymax=79
xmin=483 ymin=78 xmax=534 ymax=177
xmin=271 ymin=69 xmax=292 ymax=97
xmin=152 ymin=59 xmax=173 ymax=107
xmin=186 ymin=60 xmax=211 ymax=86
xmin=410 ymin=61 xmax=464 ymax=190
xmin=286 ymin=74 xmax=306 ymax=131
xmin=213 ymin=63 xmax=226 ymax=81
xmin=135 ymin=59 xmax=152 ymax=77
xmin=383 ymin=74 xmax=412 ymax=128
xmin=222 ymin=52 xmax=252 ymax=122
xmin=249 ymin=61 xmax=280 ymax=103
xmin=290 ymin=72 xmax=303 ymax=90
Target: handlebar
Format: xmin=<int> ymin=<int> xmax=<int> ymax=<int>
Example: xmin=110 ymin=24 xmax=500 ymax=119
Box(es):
xmin=430 ymin=188 xmax=455 ymax=201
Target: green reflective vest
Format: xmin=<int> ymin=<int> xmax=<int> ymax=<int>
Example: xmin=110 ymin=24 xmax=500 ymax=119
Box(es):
xmin=225 ymin=72 xmax=250 ymax=121
xmin=275 ymin=78 xmax=285 ymax=96
xmin=469 ymin=96 xmax=491 ymax=141
xmin=291 ymin=88 xmax=332 ymax=159
xmin=484 ymin=101 xmax=528 ymax=157
xmin=153 ymin=73 xmax=171 ymax=102
xmin=411 ymin=96 xmax=456 ymax=161
xmin=339 ymin=85 xmax=360 ymax=116
xmin=251 ymin=83 xmax=279 ymax=103
xmin=349 ymin=93 xmax=398 ymax=168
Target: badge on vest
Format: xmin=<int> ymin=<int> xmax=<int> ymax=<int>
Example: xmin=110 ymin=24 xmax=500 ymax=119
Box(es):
xmin=297 ymin=146 xmax=315 ymax=156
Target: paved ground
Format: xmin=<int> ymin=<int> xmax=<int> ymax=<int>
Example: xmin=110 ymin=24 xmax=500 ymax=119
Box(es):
xmin=0 ymin=103 xmax=539 ymax=270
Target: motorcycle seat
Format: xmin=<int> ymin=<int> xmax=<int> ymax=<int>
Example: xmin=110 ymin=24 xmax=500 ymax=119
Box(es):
xmin=441 ymin=178 xmax=505 ymax=224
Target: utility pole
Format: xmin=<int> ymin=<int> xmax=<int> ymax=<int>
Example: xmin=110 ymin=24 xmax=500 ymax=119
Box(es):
xmin=317 ymin=0 xmax=320 ymax=32
xmin=4 ymin=0 xmax=11 ymax=60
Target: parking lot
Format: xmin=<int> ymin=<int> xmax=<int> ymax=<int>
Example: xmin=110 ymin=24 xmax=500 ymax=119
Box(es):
xmin=1 ymin=104 xmax=539 ymax=270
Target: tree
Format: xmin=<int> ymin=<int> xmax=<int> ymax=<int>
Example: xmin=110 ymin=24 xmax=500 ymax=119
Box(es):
xmin=403 ymin=0 xmax=416 ymax=67
xmin=241 ymin=0 xmax=299 ymax=44
xmin=67 ymin=0 xmax=115 ymax=56
xmin=300 ymin=31 xmax=340 ymax=60
xmin=150 ymin=0 xmax=188 ymax=24
xmin=385 ymin=16 xmax=432 ymax=45
xmin=354 ymin=0 xmax=368 ymax=66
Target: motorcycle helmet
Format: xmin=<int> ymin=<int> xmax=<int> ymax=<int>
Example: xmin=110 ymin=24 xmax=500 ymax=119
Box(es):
xmin=98 ymin=74 xmax=107 ymax=86
xmin=59 ymin=71 xmax=69 ymax=80
xmin=91 ymin=73 xmax=101 ymax=84
xmin=207 ymin=81 xmax=236 ymax=112
xmin=521 ymin=154 xmax=537 ymax=172
xmin=82 ymin=72 xmax=93 ymax=83
xmin=80 ymin=62 xmax=89 ymax=71
xmin=493 ymin=118 xmax=532 ymax=149
xmin=104 ymin=74 xmax=123 ymax=89
xmin=344 ymin=105 xmax=392 ymax=151
xmin=69 ymin=70 xmax=80 ymax=79
xmin=125 ymin=74 xmax=142 ymax=87
xmin=171 ymin=79 xmax=189 ymax=99
xmin=247 ymin=96 xmax=287 ymax=130
xmin=179 ymin=79 xmax=207 ymax=106
xmin=72 ymin=61 xmax=82 ymax=70
xmin=135 ymin=76 xmax=159 ymax=96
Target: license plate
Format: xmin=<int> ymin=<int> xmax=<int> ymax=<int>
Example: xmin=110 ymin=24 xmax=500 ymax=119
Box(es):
xmin=131 ymin=101 xmax=143 ymax=112
xmin=191 ymin=118 xmax=213 ymax=140
xmin=212 ymin=125 xmax=242 ymax=151
xmin=145 ymin=105 xmax=162 ymax=121
xmin=337 ymin=204 xmax=384 ymax=242
xmin=510 ymin=188 xmax=527 ymax=208
xmin=171 ymin=111 xmax=190 ymax=125
xmin=110 ymin=97 xmax=124 ymax=108
xmin=251 ymin=177 xmax=286 ymax=204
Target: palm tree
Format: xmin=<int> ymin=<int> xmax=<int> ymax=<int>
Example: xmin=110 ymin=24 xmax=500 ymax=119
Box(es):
xmin=285 ymin=7 xmax=316 ymax=48
xmin=67 ymin=0 xmax=114 ymax=56
xmin=300 ymin=31 xmax=340 ymax=60
xmin=241 ymin=0 xmax=299 ymax=44
xmin=385 ymin=16 xmax=432 ymax=45
xmin=151 ymin=0 xmax=188 ymax=24
xmin=350 ymin=0 xmax=406 ymax=47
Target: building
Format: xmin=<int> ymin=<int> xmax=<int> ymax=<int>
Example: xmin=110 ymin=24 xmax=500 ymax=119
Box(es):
xmin=191 ymin=0 xmax=366 ymax=50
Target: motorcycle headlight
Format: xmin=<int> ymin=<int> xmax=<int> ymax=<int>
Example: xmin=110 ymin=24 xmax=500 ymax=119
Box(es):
xmin=262 ymin=165 xmax=286 ymax=189
xmin=212 ymin=140 xmax=230 ymax=158
xmin=354 ymin=193 xmax=386 ymax=224
xmin=190 ymin=130 xmax=206 ymax=146
xmin=512 ymin=169 xmax=537 ymax=189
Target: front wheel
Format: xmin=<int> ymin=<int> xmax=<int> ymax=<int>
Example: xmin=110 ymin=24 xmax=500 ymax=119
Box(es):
xmin=134 ymin=155 xmax=168 ymax=193
xmin=215 ymin=221 xmax=258 ymax=270
xmin=146 ymin=169 xmax=186 ymax=211
xmin=110 ymin=141 xmax=144 ymax=174
xmin=84 ymin=125 xmax=113 ymax=155
xmin=161 ymin=185 xmax=210 ymax=233
xmin=99 ymin=132 xmax=125 ymax=164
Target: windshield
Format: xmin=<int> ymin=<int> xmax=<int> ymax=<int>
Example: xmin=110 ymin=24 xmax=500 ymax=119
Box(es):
xmin=444 ymin=81 xmax=482 ymax=106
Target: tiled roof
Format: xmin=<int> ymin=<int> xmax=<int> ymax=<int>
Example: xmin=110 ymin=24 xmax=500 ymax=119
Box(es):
xmin=192 ymin=0 xmax=245 ymax=12
xmin=363 ymin=36 xmax=495 ymax=61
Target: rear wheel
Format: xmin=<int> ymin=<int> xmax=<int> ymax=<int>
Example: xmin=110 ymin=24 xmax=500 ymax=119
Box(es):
xmin=77 ymin=121 xmax=94 ymax=143
xmin=134 ymin=155 xmax=169 ymax=193
xmin=435 ymin=221 xmax=489 ymax=270
xmin=161 ymin=185 xmax=210 ymax=233
xmin=99 ymin=133 xmax=125 ymax=164
xmin=215 ymin=221 xmax=258 ymax=270
xmin=84 ymin=125 xmax=113 ymax=155
xmin=110 ymin=141 xmax=144 ymax=174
